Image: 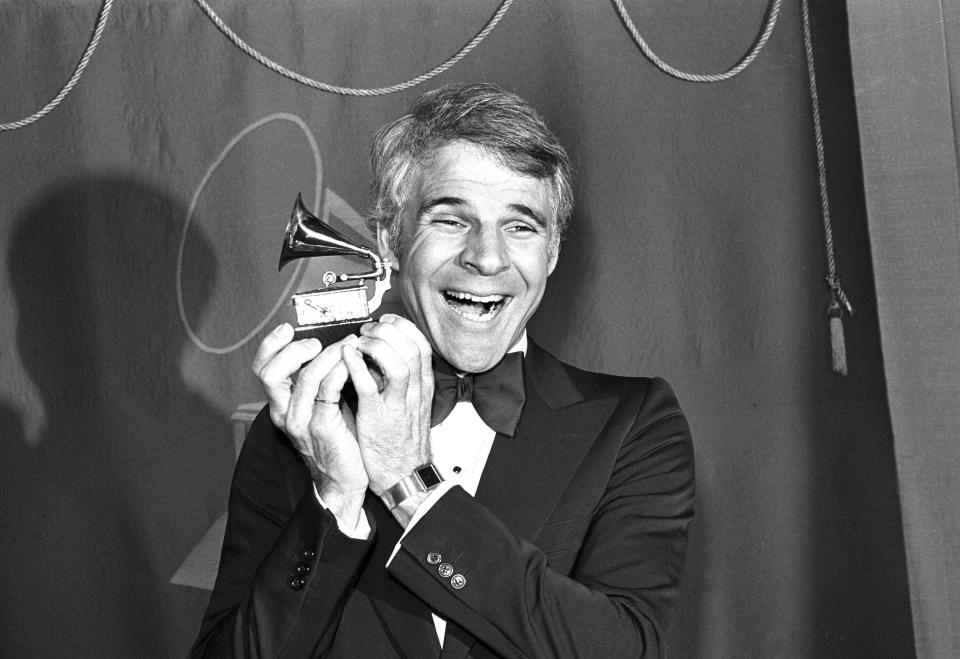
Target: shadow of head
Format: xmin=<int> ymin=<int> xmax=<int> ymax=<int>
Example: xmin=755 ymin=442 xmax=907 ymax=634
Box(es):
xmin=8 ymin=175 xmax=217 ymax=407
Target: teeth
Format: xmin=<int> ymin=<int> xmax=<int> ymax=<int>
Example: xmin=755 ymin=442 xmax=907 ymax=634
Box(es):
xmin=455 ymin=306 xmax=497 ymax=321
xmin=444 ymin=290 xmax=507 ymax=321
xmin=446 ymin=290 xmax=505 ymax=303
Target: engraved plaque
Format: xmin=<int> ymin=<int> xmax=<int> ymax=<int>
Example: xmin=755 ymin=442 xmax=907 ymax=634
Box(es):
xmin=291 ymin=286 xmax=371 ymax=329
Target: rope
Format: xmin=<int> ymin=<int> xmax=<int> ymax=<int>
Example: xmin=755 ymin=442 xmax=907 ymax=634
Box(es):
xmin=192 ymin=0 xmax=516 ymax=96
xmin=800 ymin=0 xmax=853 ymax=374
xmin=0 ymin=0 xmax=114 ymax=132
xmin=611 ymin=0 xmax=783 ymax=82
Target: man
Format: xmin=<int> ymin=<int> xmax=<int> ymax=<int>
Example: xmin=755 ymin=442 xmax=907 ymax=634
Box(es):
xmin=193 ymin=83 xmax=694 ymax=658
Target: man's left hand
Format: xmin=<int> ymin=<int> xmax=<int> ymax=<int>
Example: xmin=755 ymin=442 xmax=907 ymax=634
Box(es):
xmin=342 ymin=314 xmax=435 ymax=499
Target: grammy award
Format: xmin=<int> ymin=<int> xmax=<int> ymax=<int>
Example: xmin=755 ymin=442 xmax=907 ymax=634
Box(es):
xmin=278 ymin=193 xmax=391 ymax=340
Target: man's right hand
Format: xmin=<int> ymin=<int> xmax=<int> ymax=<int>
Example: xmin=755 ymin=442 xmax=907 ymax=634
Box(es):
xmin=253 ymin=323 xmax=368 ymax=531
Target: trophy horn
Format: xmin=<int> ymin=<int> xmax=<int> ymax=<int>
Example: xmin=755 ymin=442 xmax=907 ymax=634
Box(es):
xmin=276 ymin=194 xmax=392 ymax=339
xmin=279 ymin=193 xmax=381 ymax=273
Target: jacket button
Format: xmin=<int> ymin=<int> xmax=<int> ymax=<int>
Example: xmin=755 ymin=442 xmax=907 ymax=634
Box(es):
xmin=290 ymin=576 xmax=306 ymax=591
xmin=438 ymin=563 xmax=454 ymax=578
xmin=301 ymin=549 xmax=316 ymax=561
xmin=426 ymin=552 xmax=442 ymax=565
xmin=450 ymin=574 xmax=466 ymax=590
xmin=296 ymin=563 xmax=312 ymax=575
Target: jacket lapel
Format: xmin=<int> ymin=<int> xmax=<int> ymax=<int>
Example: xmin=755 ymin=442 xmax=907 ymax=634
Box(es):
xmin=474 ymin=341 xmax=616 ymax=543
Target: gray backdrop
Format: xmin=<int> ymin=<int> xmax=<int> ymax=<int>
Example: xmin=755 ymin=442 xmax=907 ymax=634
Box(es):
xmin=0 ymin=1 xmax=921 ymax=656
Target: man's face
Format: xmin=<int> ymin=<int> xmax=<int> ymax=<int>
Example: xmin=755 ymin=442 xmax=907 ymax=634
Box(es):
xmin=378 ymin=141 xmax=559 ymax=373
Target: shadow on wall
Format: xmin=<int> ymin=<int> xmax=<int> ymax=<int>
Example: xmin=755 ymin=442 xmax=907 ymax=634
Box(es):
xmin=0 ymin=177 xmax=234 ymax=657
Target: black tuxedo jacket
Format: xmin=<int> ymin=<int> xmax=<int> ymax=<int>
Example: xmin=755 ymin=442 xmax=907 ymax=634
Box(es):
xmin=193 ymin=341 xmax=694 ymax=658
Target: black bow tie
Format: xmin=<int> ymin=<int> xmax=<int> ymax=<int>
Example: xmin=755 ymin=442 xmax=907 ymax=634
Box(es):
xmin=431 ymin=352 xmax=525 ymax=437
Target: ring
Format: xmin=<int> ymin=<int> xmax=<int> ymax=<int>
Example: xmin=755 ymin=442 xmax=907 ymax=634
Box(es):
xmin=314 ymin=397 xmax=340 ymax=405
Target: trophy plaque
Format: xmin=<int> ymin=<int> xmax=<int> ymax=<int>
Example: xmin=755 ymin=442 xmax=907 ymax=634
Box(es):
xmin=279 ymin=193 xmax=391 ymax=340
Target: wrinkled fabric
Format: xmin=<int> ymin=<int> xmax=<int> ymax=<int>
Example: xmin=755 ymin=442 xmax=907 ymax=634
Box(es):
xmin=0 ymin=1 xmax=913 ymax=657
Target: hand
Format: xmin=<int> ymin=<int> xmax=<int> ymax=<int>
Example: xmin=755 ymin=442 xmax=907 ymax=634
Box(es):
xmin=342 ymin=314 xmax=434 ymax=498
xmin=253 ymin=324 xmax=368 ymax=527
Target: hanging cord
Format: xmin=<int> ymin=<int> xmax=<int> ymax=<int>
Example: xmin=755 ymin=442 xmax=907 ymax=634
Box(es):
xmin=800 ymin=0 xmax=853 ymax=374
xmin=610 ymin=0 xmax=783 ymax=82
xmin=0 ymin=0 xmax=114 ymax=132
xmin=192 ymin=0 xmax=515 ymax=96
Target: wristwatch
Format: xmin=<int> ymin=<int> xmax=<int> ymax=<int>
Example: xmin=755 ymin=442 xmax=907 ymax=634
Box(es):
xmin=381 ymin=464 xmax=444 ymax=509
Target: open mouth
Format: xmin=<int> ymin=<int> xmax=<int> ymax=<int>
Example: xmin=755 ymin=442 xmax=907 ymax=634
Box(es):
xmin=443 ymin=290 xmax=507 ymax=321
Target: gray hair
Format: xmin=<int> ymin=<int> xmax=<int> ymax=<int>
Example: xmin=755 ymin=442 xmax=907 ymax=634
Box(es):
xmin=366 ymin=82 xmax=574 ymax=256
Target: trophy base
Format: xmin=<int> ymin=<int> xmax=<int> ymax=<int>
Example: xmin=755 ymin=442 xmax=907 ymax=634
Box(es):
xmin=292 ymin=286 xmax=371 ymax=321
xmin=292 ymin=317 xmax=371 ymax=343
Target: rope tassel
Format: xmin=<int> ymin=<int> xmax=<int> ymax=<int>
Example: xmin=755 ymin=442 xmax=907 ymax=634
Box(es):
xmin=826 ymin=279 xmax=854 ymax=375
xmin=828 ymin=299 xmax=848 ymax=375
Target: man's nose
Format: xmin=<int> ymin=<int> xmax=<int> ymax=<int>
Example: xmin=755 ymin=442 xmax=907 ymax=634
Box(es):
xmin=459 ymin=226 xmax=509 ymax=275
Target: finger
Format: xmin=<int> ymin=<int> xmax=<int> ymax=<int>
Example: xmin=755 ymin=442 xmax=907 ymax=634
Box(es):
xmin=379 ymin=314 xmax=433 ymax=363
xmin=287 ymin=336 xmax=357 ymax=433
xmin=379 ymin=314 xmax=433 ymax=390
xmin=342 ymin=343 xmax=380 ymax=399
xmin=252 ymin=323 xmax=295 ymax=376
xmin=364 ymin=318 xmax=433 ymax=404
xmin=379 ymin=314 xmax=432 ymax=355
xmin=355 ymin=333 xmax=411 ymax=400
xmin=257 ymin=338 xmax=324 ymax=425
xmin=309 ymin=359 xmax=350 ymax=429
xmin=361 ymin=319 xmax=424 ymax=365
xmin=359 ymin=321 xmax=426 ymax=394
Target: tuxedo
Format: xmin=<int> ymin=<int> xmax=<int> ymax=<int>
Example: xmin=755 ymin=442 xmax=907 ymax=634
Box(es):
xmin=193 ymin=340 xmax=694 ymax=658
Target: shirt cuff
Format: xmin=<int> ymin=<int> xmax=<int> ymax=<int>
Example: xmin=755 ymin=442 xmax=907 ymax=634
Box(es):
xmin=313 ymin=483 xmax=373 ymax=540
xmin=385 ymin=481 xmax=457 ymax=566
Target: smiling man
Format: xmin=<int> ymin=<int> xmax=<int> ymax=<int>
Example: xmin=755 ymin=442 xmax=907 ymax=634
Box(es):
xmin=194 ymin=83 xmax=695 ymax=658
xmin=387 ymin=139 xmax=558 ymax=374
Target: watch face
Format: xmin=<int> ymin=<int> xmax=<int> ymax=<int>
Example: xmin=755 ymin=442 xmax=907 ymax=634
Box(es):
xmin=417 ymin=465 xmax=443 ymax=489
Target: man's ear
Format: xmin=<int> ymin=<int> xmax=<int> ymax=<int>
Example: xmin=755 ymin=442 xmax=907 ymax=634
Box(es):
xmin=547 ymin=242 xmax=560 ymax=276
xmin=376 ymin=223 xmax=401 ymax=270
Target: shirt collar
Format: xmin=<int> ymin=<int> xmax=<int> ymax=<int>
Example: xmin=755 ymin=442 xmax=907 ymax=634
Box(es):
xmin=510 ymin=331 xmax=528 ymax=356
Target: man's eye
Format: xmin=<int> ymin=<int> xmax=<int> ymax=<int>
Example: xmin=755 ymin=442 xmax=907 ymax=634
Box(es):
xmin=506 ymin=222 xmax=539 ymax=234
xmin=431 ymin=216 xmax=464 ymax=227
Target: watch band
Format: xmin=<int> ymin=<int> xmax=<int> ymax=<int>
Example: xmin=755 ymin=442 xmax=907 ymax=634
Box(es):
xmin=381 ymin=464 xmax=444 ymax=509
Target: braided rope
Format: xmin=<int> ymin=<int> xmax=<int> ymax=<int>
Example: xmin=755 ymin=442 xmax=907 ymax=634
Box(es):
xmin=800 ymin=0 xmax=852 ymax=315
xmin=0 ymin=0 xmax=114 ymax=132
xmin=611 ymin=0 xmax=783 ymax=82
xmin=192 ymin=0 xmax=516 ymax=96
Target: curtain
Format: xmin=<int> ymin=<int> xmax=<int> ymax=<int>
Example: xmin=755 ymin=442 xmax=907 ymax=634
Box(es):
xmin=847 ymin=1 xmax=960 ymax=657
xmin=0 ymin=1 xmax=916 ymax=656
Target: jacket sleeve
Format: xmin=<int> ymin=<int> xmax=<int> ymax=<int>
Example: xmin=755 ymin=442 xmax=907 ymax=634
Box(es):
xmin=387 ymin=377 xmax=695 ymax=658
xmin=191 ymin=408 xmax=376 ymax=658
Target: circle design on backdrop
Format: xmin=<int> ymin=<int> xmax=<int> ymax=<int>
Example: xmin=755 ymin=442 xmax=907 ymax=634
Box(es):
xmin=176 ymin=112 xmax=322 ymax=355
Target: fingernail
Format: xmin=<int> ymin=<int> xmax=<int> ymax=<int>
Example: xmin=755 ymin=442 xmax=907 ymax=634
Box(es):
xmin=275 ymin=323 xmax=293 ymax=337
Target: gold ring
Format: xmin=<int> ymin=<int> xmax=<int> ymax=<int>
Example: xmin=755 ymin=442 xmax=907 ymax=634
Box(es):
xmin=314 ymin=397 xmax=340 ymax=405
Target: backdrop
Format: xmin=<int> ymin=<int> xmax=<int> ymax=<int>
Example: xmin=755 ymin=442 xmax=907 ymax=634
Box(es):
xmin=846 ymin=2 xmax=960 ymax=657
xmin=0 ymin=1 xmax=918 ymax=657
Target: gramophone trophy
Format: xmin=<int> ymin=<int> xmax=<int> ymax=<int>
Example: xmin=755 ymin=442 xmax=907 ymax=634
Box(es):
xmin=279 ymin=193 xmax=391 ymax=340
